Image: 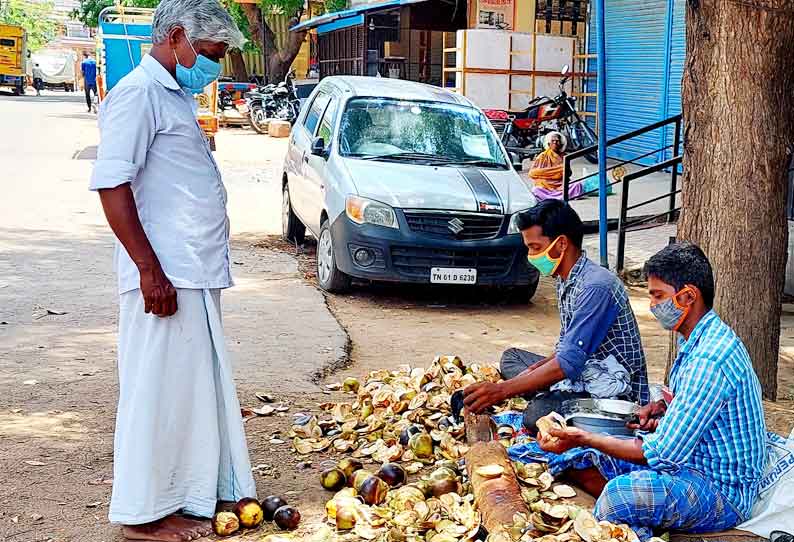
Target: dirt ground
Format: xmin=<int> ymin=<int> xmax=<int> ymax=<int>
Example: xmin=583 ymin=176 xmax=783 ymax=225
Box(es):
xmin=1 ymin=92 xmax=793 ymax=542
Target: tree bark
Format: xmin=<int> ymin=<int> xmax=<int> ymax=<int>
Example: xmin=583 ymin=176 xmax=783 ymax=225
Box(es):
xmin=464 ymin=410 xmax=495 ymax=443
xmin=228 ymin=49 xmax=248 ymax=81
xmin=241 ymin=3 xmax=263 ymax=46
xmin=678 ymin=0 xmax=794 ymax=399
xmin=266 ymin=17 xmax=308 ymax=83
xmin=465 ymin=441 xmax=528 ymax=535
xmin=239 ymin=5 xmax=307 ymax=83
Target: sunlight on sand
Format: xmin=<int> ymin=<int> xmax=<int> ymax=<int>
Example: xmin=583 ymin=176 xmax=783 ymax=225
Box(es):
xmin=0 ymin=411 xmax=87 ymax=440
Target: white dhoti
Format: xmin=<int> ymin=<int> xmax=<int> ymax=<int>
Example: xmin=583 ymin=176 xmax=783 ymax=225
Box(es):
xmin=109 ymin=288 xmax=256 ymax=525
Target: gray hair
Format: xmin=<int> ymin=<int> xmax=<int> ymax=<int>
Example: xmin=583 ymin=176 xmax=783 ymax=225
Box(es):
xmin=543 ymin=131 xmax=567 ymax=151
xmin=152 ymin=0 xmax=245 ymax=49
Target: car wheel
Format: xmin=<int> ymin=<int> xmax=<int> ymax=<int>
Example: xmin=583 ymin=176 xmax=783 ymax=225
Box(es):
xmin=511 ymin=269 xmax=540 ymax=303
xmin=282 ymin=183 xmax=305 ymax=244
xmin=316 ymin=220 xmax=350 ymax=293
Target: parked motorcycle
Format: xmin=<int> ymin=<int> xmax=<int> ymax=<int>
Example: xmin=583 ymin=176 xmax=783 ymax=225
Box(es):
xmin=218 ymin=87 xmax=234 ymax=112
xmin=485 ymin=65 xmax=598 ymax=164
xmin=238 ymin=70 xmax=301 ymax=134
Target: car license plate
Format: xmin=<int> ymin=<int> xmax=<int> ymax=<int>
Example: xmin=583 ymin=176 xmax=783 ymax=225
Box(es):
xmin=236 ymin=104 xmax=249 ymax=114
xmin=430 ymin=267 xmax=477 ymax=285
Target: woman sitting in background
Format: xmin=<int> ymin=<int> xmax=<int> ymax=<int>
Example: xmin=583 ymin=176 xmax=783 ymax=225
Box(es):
xmin=529 ymin=131 xmax=583 ymax=201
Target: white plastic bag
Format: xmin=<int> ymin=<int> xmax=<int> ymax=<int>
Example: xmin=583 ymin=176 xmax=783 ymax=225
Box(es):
xmin=738 ymin=430 xmax=794 ymax=537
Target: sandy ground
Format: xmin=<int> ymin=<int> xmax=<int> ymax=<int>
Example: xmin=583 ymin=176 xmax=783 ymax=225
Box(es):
xmin=0 ymin=90 xmax=792 ymax=542
xmin=0 ymin=92 xmax=347 ymax=542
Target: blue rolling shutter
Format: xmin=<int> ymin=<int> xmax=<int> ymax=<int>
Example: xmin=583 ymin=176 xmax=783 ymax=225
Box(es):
xmin=663 ymin=0 xmax=686 ymax=161
xmin=587 ymin=0 xmax=671 ymax=163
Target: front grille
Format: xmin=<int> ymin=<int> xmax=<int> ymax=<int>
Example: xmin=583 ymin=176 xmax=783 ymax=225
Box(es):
xmin=403 ymin=211 xmax=505 ymax=241
xmin=390 ymin=246 xmax=516 ymax=280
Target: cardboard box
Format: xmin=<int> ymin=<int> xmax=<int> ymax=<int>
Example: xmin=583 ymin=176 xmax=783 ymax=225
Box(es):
xmin=268 ymin=120 xmax=292 ymax=138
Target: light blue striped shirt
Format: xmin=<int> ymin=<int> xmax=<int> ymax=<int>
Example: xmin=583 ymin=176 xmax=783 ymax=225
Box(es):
xmin=641 ymin=310 xmax=766 ymax=519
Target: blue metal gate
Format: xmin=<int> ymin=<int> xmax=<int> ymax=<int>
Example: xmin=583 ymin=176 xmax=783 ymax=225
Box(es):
xmin=587 ymin=0 xmax=686 ymax=164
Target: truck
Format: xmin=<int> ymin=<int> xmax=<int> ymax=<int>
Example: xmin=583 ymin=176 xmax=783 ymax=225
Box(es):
xmin=0 ymin=23 xmax=28 ymax=95
xmin=28 ymin=50 xmax=77 ymax=92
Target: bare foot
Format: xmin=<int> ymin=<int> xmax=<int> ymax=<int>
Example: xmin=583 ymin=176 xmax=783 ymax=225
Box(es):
xmin=122 ymin=514 xmax=212 ymax=541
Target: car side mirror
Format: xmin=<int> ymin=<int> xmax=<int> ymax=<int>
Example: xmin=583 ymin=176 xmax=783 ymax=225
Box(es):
xmin=311 ymin=136 xmax=328 ymax=158
xmin=509 ymin=151 xmax=523 ymax=172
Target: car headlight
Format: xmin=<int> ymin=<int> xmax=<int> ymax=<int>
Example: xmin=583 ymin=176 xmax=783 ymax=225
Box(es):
xmin=507 ymin=209 xmax=531 ymax=235
xmin=345 ymin=196 xmax=398 ymax=229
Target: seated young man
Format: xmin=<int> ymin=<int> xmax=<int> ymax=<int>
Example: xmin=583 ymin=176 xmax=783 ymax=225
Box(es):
xmin=463 ymin=199 xmax=649 ymax=431
xmin=538 ymin=242 xmax=766 ymax=540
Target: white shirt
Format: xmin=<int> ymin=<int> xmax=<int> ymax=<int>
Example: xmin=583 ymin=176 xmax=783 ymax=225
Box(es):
xmin=90 ymin=55 xmax=232 ymax=294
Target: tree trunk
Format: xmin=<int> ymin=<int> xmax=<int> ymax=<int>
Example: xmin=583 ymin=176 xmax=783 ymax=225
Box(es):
xmin=465 ymin=441 xmax=528 ymax=536
xmin=239 ymin=5 xmax=307 ymax=83
xmin=266 ymin=17 xmax=308 ymax=83
xmin=228 ymin=49 xmax=248 ymax=81
xmin=678 ymin=0 xmax=794 ymax=400
xmin=241 ymin=3 xmax=263 ymax=46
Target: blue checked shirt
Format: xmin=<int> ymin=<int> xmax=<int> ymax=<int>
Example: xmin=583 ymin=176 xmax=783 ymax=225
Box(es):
xmin=555 ymin=253 xmax=649 ymax=403
xmin=641 ymin=310 xmax=767 ymax=519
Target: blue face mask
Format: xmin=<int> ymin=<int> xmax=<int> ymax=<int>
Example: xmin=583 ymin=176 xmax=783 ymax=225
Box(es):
xmin=174 ymin=37 xmax=221 ymax=94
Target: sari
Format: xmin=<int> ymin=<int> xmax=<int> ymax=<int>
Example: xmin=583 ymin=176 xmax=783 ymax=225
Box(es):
xmin=528 ymin=147 xmax=583 ymax=200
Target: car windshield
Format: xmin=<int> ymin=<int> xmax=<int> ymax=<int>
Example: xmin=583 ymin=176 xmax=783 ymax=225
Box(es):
xmin=338 ymin=97 xmax=508 ymax=168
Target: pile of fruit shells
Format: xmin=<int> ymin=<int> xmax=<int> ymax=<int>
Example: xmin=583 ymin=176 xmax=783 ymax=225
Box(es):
xmin=290 ymin=356 xmax=641 ymax=542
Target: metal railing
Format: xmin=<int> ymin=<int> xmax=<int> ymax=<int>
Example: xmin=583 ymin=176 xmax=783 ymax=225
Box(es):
xmin=562 ymin=114 xmax=683 ymax=272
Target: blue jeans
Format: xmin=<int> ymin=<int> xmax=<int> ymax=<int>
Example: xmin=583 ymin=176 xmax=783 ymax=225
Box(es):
xmin=85 ymin=83 xmax=97 ymax=110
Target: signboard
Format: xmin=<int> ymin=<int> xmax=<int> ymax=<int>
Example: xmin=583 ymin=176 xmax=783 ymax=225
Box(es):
xmin=476 ymin=0 xmax=514 ymax=30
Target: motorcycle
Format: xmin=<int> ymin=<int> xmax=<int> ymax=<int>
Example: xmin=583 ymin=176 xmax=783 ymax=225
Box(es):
xmin=238 ymin=70 xmax=301 ymax=134
xmin=484 ymin=65 xmax=598 ymax=164
xmin=218 ymin=87 xmax=234 ymax=112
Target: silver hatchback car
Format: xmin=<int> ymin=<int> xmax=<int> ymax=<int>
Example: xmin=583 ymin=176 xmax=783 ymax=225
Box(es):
xmin=281 ymin=76 xmax=540 ymax=298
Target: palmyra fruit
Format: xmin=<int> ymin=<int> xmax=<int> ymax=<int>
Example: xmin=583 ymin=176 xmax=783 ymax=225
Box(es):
xmin=233 ymin=497 xmax=264 ymax=529
xmin=211 ymin=511 xmax=239 ymax=537
xmin=273 ymin=505 xmax=301 ymax=530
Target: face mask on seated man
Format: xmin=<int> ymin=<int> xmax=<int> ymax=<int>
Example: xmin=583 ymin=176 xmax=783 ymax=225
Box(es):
xmin=460 ymin=199 xmax=649 ymax=434
xmin=531 ymin=242 xmax=766 ymax=541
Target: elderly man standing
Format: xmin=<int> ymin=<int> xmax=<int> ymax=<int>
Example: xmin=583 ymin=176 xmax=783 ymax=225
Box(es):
xmin=89 ymin=1 xmax=256 ymax=540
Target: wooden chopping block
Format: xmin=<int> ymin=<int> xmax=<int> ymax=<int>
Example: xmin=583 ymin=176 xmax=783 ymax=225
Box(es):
xmin=670 ymin=530 xmax=765 ymax=542
xmin=466 ymin=440 xmax=529 ymax=534
xmin=464 ymin=410 xmax=496 ymax=443
xmin=268 ymin=120 xmax=291 ymax=138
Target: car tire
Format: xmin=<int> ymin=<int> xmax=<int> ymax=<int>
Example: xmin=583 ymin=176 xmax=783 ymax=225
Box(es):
xmin=316 ymin=219 xmax=350 ymax=293
xmin=511 ymin=269 xmax=540 ymax=303
xmin=282 ymin=183 xmax=305 ymax=244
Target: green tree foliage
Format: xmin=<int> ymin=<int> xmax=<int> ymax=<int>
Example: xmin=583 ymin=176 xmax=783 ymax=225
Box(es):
xmin=323 ymin=0 xmax=347 ymax=13
xmin=262 ymin=0 xmax=303 ymax=17
xmin=70 ymin=0 xmax=158 ymax=29
xmin=0 ymin=0 xmax=58 ymax=51
xmin=220 ymin=0 xmax=257 ymax=52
